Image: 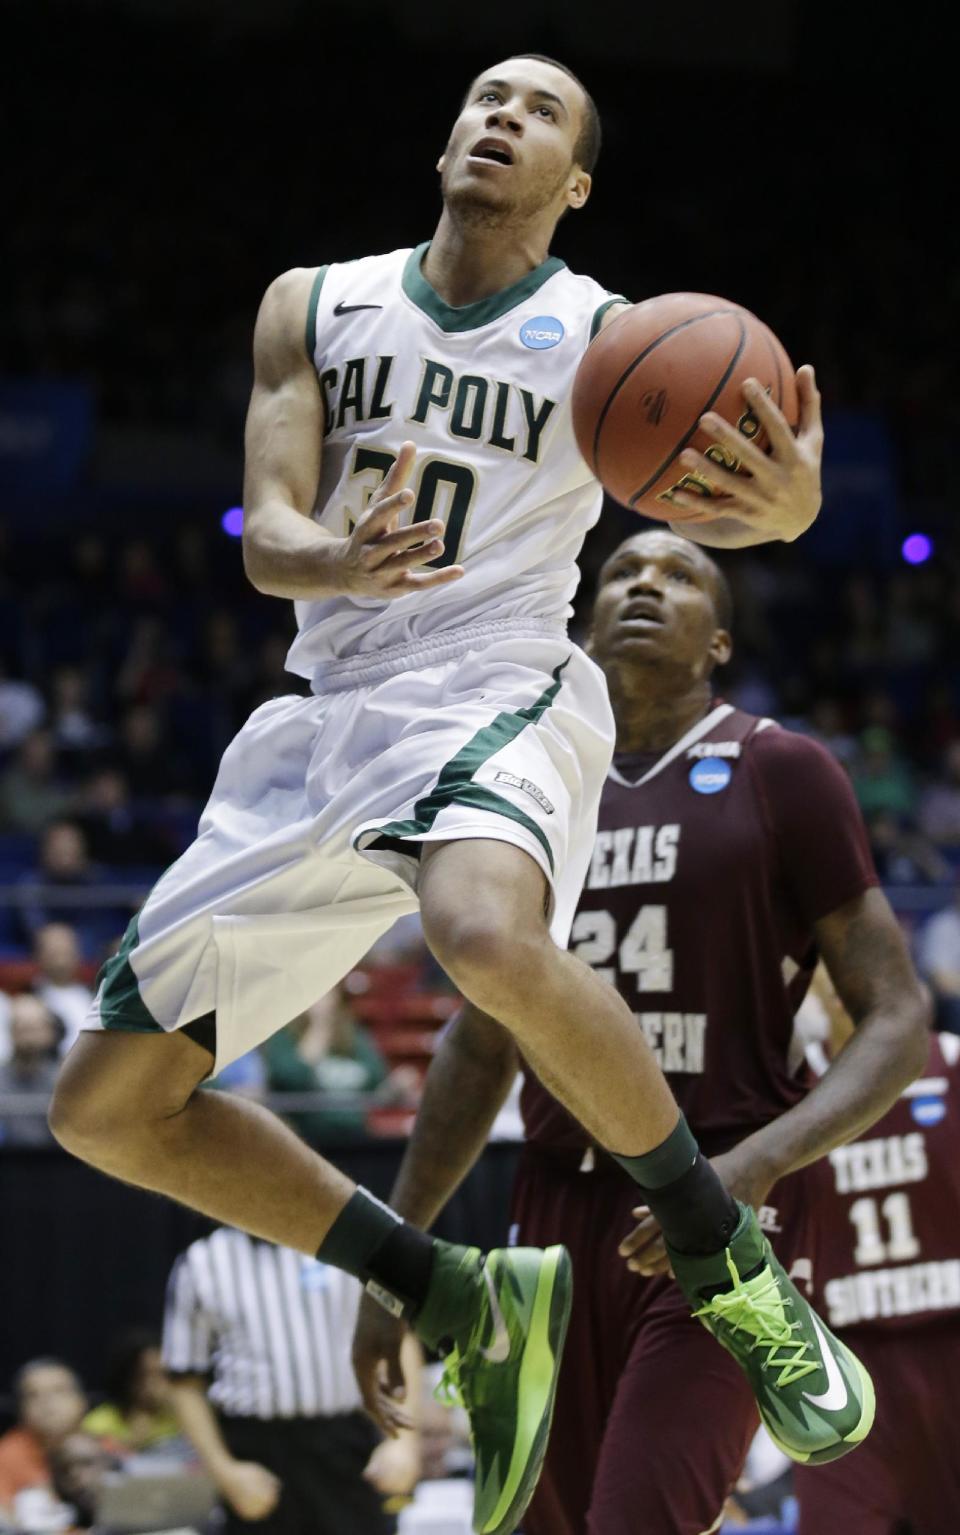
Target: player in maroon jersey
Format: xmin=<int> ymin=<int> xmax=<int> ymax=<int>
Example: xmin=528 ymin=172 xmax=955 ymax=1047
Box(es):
xmin=352 ymin=528 xmax=929 ymax=1534
xmin=794 ymin=1004 xmax=960 ymax=1535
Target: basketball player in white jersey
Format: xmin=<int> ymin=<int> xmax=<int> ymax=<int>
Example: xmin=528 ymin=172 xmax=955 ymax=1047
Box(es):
xmin=50 ymin=56 xmax=845 ymax=1535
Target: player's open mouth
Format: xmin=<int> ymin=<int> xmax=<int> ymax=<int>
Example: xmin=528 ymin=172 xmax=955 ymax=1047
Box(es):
xmin=620 ymin=600 xmax=664 ymax=626
xmin=468 ymin=137 xmax=515 ymax=166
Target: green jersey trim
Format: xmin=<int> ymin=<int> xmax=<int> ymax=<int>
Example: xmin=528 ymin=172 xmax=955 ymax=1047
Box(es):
xmin=98 ymin=913 xmax=162 ymax=1033
xmin=304 ymin=264 xmax=330 ymax=361
xmin=357 ymin=658 xmax=570 ymax=869
xmin=401 ymin=242 xmax=567 ymax=334
xmin=589 ymin=295 xmax=630 ymax=341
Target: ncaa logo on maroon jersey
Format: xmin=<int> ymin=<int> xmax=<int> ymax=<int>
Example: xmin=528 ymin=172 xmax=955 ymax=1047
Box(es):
xmin=912 ymin=1095 xmax=947 ymax=1127
xmin=688 ymin=757 xmax=732 ymax=794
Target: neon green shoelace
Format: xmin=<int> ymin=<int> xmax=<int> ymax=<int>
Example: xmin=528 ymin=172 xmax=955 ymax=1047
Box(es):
xmin=695 ymin=1252 xmax=819 ymax=1388
xmin=435 ymin=1346 xmax=467 ymax=1410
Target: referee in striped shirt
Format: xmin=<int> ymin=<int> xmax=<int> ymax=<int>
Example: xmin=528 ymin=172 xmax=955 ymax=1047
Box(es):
xmin=163 ymin=1227 xmax=422 ymax=1534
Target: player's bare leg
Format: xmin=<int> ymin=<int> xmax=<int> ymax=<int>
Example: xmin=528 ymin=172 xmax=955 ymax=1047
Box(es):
xmin=419 ymin=837 xmax=681 ymax=1155
xmin=50 ymin=1030 xmax=357 ymax=1249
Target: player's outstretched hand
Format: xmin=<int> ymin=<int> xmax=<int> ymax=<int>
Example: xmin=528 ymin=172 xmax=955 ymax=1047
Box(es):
xmin=669 ymin=365 xmax=824 ymax=542
xmin=335 ymin=440 xmax=465 ymax=598
xmin=352 ymin=1290 xmax=414 ymax=1438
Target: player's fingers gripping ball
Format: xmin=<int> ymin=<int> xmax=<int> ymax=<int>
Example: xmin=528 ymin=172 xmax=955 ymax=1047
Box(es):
xmin=572 ymin=292 xmax=798 ymax=521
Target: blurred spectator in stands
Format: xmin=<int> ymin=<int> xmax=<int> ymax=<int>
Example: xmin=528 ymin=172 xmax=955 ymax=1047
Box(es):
xmin=0 ymin=663 xmax=45 ymax=751
xmin=918 ymin=886 xmax=960 ymax=1034
xmin=75 ymin=766 xmax=172 ymax=867
xmin=866 ymin=810 xmax=951 ymax=887
xmin=0 ymin=731 xmax=72 ymax=835
xmin=0 ymin=1359 xmax=87 ymax=1523
xmin=199 ymin=612 xmax=251 ymax=705
xmin=842 ymin=575 xmax=883 ymax=673
xmin=32 ymin=925 xmax=92 ymax=1055
xmin=83 ymin=1329 xmax=182 ymax=1458
xmin=264 ymin=988 xmax=419 ymax=1145
xmin=805 ymin=697 xmax=859 ymax=768
xmin=115 ymin=622 xmax=180 ymax=711
xmin=48 ymin=667 xmax=106 ymax=765
xmin=117 ymin=540 xmax=168 ymax=610
xmin=0 ymin=994 xmax=62 ymax=1147
xmin=48 ymin=1432 xmax=114 ymax=1533
xmin=850 ymin=726 xmax=918 ymax=821
xmin=918 ymin=740 xmax=960 ymax=847
xmin=884 ymin=572 xmax=938 ymax=668
xmin=116 ymin=703 xmax=192 ymax=800
xmin=15 ymin=821 xmax=122 ymax=956
xmin=919 ymin=679 xmax=960 ymax=762
xmin=69 ymin=535 xmax=111 ymax=607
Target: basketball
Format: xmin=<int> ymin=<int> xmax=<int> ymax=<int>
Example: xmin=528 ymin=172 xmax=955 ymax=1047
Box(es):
xmin=572 ymin=293 xmax=799 ymax=521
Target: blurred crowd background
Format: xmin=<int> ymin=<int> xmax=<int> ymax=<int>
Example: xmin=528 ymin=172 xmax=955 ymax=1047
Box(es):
xmin=1 ymin=0 xmax=953 ymax=1530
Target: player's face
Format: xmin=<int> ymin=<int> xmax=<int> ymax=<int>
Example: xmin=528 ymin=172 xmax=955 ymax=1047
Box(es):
xmin=438 ymin=59 xmax=591 ymax=223
xmin=591 ymin=532 xmax=732 ymax=677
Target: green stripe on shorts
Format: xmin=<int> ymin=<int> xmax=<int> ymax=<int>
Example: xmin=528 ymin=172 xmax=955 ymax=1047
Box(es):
xmin=362 ymin=657 xmax=570 ymax=871
xmin=97 ymin=912 xmax=163 ymax=1033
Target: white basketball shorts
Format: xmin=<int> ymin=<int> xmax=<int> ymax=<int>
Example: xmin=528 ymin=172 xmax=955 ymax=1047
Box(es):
xmin=84 ymin=623 xmax=615 ymax=1073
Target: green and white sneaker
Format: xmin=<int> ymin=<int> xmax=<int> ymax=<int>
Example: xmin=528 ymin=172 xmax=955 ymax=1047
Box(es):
xmin=670 ymin=1205 xmax=875 ymax=1465
xmin=414 ymin=1243 xmax=572 ymax=1535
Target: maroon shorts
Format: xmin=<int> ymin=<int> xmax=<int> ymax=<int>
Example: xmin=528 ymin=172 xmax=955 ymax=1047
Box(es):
xmin=510 ymin=1146 xmax=819 ymax=1535
xmin=794 ymin=1319 xmax=960 ymax=1535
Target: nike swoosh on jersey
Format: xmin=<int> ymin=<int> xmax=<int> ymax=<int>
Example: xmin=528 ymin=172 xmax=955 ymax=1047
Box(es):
xmin=333 ymin=301 xmax=383 ymax=315
xmin=802 ymin=1314 xmax=849 ymax=1412
xmin=479 ymin=1264 xmax=511 ymax=1364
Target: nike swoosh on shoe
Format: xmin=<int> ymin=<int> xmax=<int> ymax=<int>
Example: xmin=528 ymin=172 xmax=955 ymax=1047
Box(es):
xmin=802 ymin=1315 xmax=849 ymax=1412
xmin=479 ymin=1264 xmax=511 ymax=1364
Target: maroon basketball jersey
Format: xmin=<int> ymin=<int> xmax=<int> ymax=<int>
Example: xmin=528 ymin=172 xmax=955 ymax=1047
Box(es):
xmin=521 ymin=703 xmax=878 ymax=1156
xmin=809 ymin=1033 xmax=960 ymax=1333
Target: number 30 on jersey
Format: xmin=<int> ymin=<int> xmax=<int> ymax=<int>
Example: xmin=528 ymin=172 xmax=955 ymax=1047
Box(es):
xmin=347 ymin=445 xmax=476 ymax=569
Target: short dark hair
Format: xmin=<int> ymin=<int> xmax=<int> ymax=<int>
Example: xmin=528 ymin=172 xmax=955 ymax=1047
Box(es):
xmin=508 ymin=54 xmax=602 ymax=173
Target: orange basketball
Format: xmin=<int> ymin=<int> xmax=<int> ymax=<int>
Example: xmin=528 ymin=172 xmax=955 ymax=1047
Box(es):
xmin=572 ymin=292 xmax=798 ymax=520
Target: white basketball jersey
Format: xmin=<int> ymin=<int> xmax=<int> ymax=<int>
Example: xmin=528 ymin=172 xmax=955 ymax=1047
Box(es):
xmin=287 ymin=244 xmax=624 ymax=683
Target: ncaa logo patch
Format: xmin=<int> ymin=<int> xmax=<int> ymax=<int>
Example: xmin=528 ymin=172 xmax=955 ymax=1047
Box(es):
xmin=520 ymin=315 xmax=564 ymax=349
xmin=689 ymin=757 xmax=732 ymax=795
xmin=911 ymin=1096 xmax=947 ymax=1127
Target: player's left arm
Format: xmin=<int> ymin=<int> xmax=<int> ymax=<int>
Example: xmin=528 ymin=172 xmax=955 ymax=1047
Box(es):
xmin=715 ymin=888 xmax=931 ymax=1210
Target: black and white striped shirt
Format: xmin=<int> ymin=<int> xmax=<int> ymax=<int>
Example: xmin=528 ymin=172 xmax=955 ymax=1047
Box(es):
xmin=162 ymin=1228 xmax=364 ymax=1419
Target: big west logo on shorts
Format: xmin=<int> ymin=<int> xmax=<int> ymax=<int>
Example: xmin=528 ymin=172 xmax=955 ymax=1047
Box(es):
xmin=318 ymin=355 xmax=557 ymax=466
